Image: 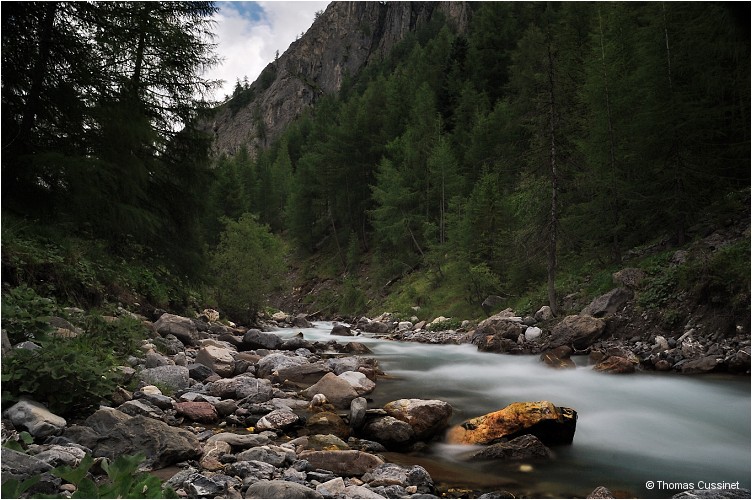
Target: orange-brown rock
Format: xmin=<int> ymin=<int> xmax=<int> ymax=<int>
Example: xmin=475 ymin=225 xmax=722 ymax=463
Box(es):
xmin=445 ymin=401 xmax=577 ymax=446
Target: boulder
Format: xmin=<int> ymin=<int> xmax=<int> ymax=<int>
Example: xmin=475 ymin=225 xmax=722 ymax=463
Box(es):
xmin=680 ymin=356 xmax=720 ymax=374
xmin=246 ymin=480 xmax=323 ymax=499
xmin=350 ymin=397 xmax=368 ymax=430
xmin=243 ymin=329 xmax=283 ymax=350
xmin=338 ymin=371 xmax=376 ymax=396
xmin=208 ymin=376 xmax=273 ymax=402
xmin=5 ymin=399 xmax=66 ymax=439
xmin=272 ymin=311 xmax=289 ymax=322
xmin=362 ymin=463 xmax=434 ymax=494
xmin=274 ymin=361 xmax=331 ymax=385
xmin=581 ymin=288 xmax=633 ymax=317
xmin=344 ymin=485 xmax=387 ymax=499
xmin=306 ymin=411 xmax=350 ymax=439
xmin=383 ymin=399 xmax=452 ymax=440
xmin=199 ymin=439 xmax=231 ymax=471
xmin=195 ymin=345 xmax=236 ymax=377
xmin=540 ymin=346 xmax=576 ymax=369
xmin=256 ymin=409 xmax=301 ymax=432
xmin=587 ymin=486 xmax=615 ymax=498
xmin=292 ymin=314 xmax=313 ymax=328
xmin=672 ymin=489 xmax=752 ymax=499
xmin=257 ymin=353 xmax=310 ymax=379
xmin=331 ymin=324 xmax=353 ymax=336
xmin=174 ymin=401 xmax=219 ymax=423
xmin=469 ymin=434 xmax=553 ymax=461
xmin=305 ymin=372 xmax=359 ymax=408
xmin=446 ymin=401 xmax=577 ymax=446
xmin=524 ymin=326 xmax=543 ymax=342
xmin=612 ymin=268 xmax=647 ymax=290
xmin=361 ymin=416 xmax=415 ymax=447
xmin=534 ymin=305 xmax=554 ymax=322
xmin=206 ymin=432 xmax=270 ymax=448
xmin=153 ymin=313 xmax=198 ymax=346
xmin=1 ymin=447 xmax=54 ymax=477
xmin=139 ymin=365 xmax=190 ymax=392
xmin=116 ymin=399 xmax=164 ymax=420
xmin=363 ymin=321 xmax=390 ymax=334
xmin=92 ymin=415 xmax=201 ymax=468
xmin=481 ymin=295 xmax=505 ymax=316
xmin=317 ymin=477 xmax=347 ymax=497
xmin=298 ymin=450 xmax=384 ymax=476
xmin=547 ymin=315 xmax=606 ymax=350
xmin=236 ymin=445 xmax=294 ymax=467
xmin=593 ymin=355 xmax=638 ymax=374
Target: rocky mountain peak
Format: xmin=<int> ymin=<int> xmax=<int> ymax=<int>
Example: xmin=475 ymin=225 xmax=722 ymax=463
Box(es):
xmin=203 ymin=1 xmax=470 ymax=158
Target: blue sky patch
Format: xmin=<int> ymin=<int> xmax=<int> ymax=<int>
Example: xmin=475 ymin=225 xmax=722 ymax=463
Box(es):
xmin=218 ymin=2 xmax=267 ymax=23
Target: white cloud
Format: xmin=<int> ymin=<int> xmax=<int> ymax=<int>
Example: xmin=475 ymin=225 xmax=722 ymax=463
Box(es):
xmin=206 ymin=1 xmax=330 ymax=102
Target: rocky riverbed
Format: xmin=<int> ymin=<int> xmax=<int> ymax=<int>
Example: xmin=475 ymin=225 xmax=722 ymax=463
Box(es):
xmin=1 ymin=305 xmax=749 ymax=499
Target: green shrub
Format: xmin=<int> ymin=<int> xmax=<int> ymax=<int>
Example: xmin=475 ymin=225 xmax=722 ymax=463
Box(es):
xmin=1 ymin=453 xmax=177 ymax=499
xmin=211 ymin=213 xmax=285 ymax=323
xmin=1 ymin=336 xmax=118 ymax=417
xmin=1 ymin=285 xmax=57 ymax=344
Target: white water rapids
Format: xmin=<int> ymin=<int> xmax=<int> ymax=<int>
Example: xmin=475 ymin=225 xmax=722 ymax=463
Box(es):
xmin=274 ymin=322 xmax=750 ymax=498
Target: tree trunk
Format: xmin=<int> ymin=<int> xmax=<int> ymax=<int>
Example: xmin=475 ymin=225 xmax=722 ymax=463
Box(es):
xmin=546 ymin=37 xmax=559 ymax=317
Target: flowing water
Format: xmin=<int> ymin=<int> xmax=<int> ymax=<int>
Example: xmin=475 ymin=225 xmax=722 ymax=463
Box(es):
xmin=275 ymin=322 xmax=750 ymax=498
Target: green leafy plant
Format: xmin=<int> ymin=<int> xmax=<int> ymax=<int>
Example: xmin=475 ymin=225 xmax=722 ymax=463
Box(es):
xmin=1 ymin=337 xmax=118 ymax=417
xmin=1 ymin=285 xmax=57 ymax=344
xmin=1 ymin=453 xmax=177 ymax=499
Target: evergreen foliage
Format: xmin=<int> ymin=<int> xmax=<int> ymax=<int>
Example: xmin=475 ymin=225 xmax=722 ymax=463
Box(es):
xmin=205 ymin=2 xmax=748 ymax=315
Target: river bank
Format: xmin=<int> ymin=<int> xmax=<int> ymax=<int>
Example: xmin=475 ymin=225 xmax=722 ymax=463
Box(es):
xmin=2 ymin=315 xmax=749 ymax=499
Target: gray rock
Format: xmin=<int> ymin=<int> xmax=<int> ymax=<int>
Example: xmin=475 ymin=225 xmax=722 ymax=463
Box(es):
xmin=246 ymin=479 xmax=323 ymax=499
xmin=274 ymin=361 xmax=331 ymax=385
xmin=185 ymin=473 xmax=233 ymax=497
xmin=83 ymin=407 xmax=131 ymax=434
xmin=612 ymin=268 xmax=647 ymax=289
xmin=362 ymin=463 xmax=434 ymax=494
xmin=1 ymin=447 xmax=54 ymax=476
xmin=236 ymin=445 xmax=294 ymax=467
xmin=469 ymin=434 xmax=553 ymax=461
xmin=206 ymin=432 xmax=270 ymax=448
xmin=144 ymin=351 xmax=172 ymax=368
xmin=305 ymin=372 xmax=359 ymax=408
xmin=257 ymin=353 xmax=310 ymax=379
xmin=152 ymin=334 xmax=187 ymax=356
xmin=228 ymin=460 xmax=277 ymax=482
xmin=331 ymin=324 xmax=353 ymax=336
xmin=525 ymin=326 xmax=543 ymax=342
xmin=292 ymin=314 xmax=313 ymax=329
xmin=243 ymin=329 xmax=283 ymax=350
xmin=92 ymin=415 xmax=201 ymax=469
xmin=534 ymin=306 xmax=554 ymax=322
xmin=195 ymin=345 xmax=236 ymax=377
xmin=581 ymin=288 xmax=633 ymax=317
xmin=548 ymin=315 xmax=606 ymax=350
xmin=383 ymin=399 xmax=452 ymax=441
xmin=672 ymin=490 xmax=752 ymax=499
xmin=344 ymin=485 xmax=387 ymax=499
xmin=363 ymin=321 xmax=390 ymax=334
xmin=362 ymin=416 xmax=415 ymax=447
xmin=587 ymin=486 xmax=615 ymax=498
xmin=256 ymin=409 xmax=301 ymax=432
xmin=116 ymin=399 xmax=165 ymax=420
xmin=139 ymin=365 xmax=190 ymax=392
xmin=298 ymin=450 xmax=384 ymax=476
xmin=350 ymin=397 xmax=368 ymax=430
xmin=188 ymin=363 xmax=216 ymax=381
xmin=153 ymin=313 xmax=198 ymax=346
xmin=5 ymin=399 xmax=66 ymax=438
xmin=32 ymin=445 xmax=87 ymax=468
xmin=317 ymin=477 xmax=347 ymax=497
xmin=338 ymin=371 xmax=376 ymax=396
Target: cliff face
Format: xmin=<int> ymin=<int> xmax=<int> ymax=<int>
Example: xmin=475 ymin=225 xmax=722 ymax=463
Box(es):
xmin=204 ymin=1 xmax=470 ymax=158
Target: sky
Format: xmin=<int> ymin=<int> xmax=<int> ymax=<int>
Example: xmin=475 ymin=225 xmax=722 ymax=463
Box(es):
xmin=206 ymin=1 xmax=331 ymax=102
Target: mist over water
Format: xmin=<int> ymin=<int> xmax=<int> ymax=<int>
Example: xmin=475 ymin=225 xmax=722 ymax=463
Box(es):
xmin=276 ymin=322 xmax=750 ymax=498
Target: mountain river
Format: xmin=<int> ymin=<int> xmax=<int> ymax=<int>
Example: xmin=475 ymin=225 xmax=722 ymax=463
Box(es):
xmin=274 ymin=322 xmax=750 ymax=498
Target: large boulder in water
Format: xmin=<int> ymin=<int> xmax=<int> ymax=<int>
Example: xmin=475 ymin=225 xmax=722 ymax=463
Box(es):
xmin=446 ymin=401 xmax=577 ymax=446
xmin=383 ymin=399 xmax=452 ymax=441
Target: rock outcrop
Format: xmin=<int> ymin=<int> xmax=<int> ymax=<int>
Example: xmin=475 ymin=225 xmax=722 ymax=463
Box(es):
xmin=204 ymin=2 xmax=471 ymax=158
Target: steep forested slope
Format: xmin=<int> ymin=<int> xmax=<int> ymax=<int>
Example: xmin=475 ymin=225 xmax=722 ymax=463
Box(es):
xmin=206 ymin=1 xmax=750 ymax=322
